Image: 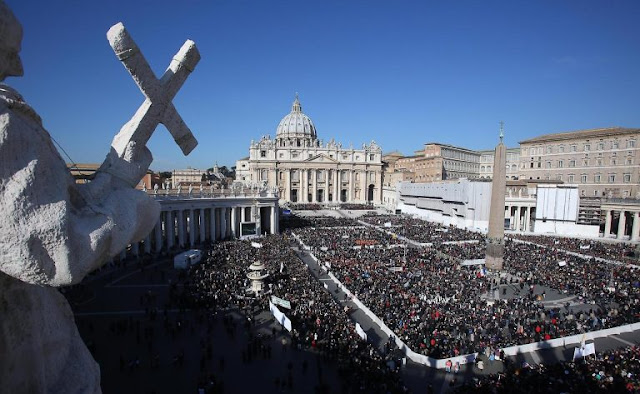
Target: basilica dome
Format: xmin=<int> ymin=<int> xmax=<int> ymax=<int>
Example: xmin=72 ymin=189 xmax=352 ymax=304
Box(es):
xmin=276 ymin=95 xmax=317 ymax=140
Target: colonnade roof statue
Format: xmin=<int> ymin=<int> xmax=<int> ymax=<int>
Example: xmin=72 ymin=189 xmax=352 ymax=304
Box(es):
xmin=0 ymin=2 xmax=199 ymax=392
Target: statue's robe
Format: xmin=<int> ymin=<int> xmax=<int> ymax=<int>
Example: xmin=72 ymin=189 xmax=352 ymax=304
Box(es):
xmin=0 ymin=84 xmax=159 ymax=393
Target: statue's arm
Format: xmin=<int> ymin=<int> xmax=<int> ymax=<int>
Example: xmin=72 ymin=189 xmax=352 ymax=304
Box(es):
xmin=0 ymin=106 xmax=159 ymax=286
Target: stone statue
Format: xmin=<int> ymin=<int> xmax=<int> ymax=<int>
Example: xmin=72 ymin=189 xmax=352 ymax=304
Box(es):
xmin=178 ymin=184 xmax=182 ymax=195
xmin=153 ymin=183 xmax=159 ymax=194
xmin=0 ymin=3 xmax=198 ymax=392
xmin=188 ymin=184 xmax=193 ymax=195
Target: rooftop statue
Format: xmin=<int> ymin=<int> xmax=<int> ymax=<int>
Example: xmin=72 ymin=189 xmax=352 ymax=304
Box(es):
xmin=0 ymin=2 xmax=199 ymax=392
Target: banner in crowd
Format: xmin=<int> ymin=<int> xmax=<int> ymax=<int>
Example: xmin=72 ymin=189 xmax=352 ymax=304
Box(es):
xmin=355 ymin=322 xmax=367 ymax=340
xmin=269 ymin=302 xmax=292 ymax=332
xmin=557 ymin=260 xmax=567 ymax=267
xmin=355 ymin=239 xmax=378 ymax=246
xmin=580 ymin=244 xmax=591 ymax=250
xmin=251 ymin=242 xmax=263 ymax=248
xmin=573 ymin=342 xmax=595 ymax=360
xmin=384 ymin=222 xmax=392 ymax=228
xmin=271 ymin=295 xmax=291 ymax=309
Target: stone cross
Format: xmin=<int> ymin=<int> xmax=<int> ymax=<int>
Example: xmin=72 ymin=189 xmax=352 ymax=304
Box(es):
xmin=107 ymin=23 xmax=199 ymax=157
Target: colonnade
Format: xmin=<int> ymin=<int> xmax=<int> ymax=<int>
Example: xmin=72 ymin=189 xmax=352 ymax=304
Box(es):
xmin=118 ymin=197 xmax=279 ymax=260
xmin=504 ymin=204 xmax=535 ymax=232
xmin=602 ymin=208 xmax=640 ymax=241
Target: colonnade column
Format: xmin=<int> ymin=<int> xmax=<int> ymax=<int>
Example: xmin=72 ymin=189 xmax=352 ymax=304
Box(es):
xmin=631 ymin=211 xmax=640 ymax=242
xmin=131 ymin=242 xmax=139 ymax=258
xmin=514 ymin=206 xmax=521 ymax=231
xmin=301 ymin=170 xmax=307 ymax=202
xmin=210 ymin=208 xmax=217 ymax=241
xmin=603 ymin=209 xmax=612 ymax=237
xmin=199 ymin=209 xmax=206 ymax=244
xmin=617 ymin=210 xmax=627 ymax=239
xmin=255 ymin=206 xmax=261 ymax=236
xmin=349 ymin=171 xmax=354 ymax=202
xmin=270 ymin=206 xmax=276 ymax=235
xmin=286 ymin=170 xmax=291 ymax=201
xmin=189 ymin=209 xmax=196 ymax=247
xmin=177 ymin=210 xmax=185 ymax=247
xmin=154 ymin=218 xmax=163 ymax=253
xmin=232 ymin=207 xmax=238 ymax=238
xmin=166 ymin=210 xmax=174 ymax=250
xmin=219 ymin=208 xmax=227 ymax=240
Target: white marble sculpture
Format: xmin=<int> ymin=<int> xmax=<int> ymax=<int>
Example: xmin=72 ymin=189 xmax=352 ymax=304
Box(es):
xmin=0 ymin=3 xmax=199 ymax=393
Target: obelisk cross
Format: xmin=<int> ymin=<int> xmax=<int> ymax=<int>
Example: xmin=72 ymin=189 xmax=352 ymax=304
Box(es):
xmin=107 ymin=22 xmax=199 ymax=157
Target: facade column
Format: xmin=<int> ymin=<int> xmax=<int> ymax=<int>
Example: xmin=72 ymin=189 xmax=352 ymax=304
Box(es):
xmin=325 ymin=169 xmax=331 ymax=203
xmin=210 ymin=208 xmax=217 ymax=241
xmin=524 ymin=207 xmax=531 ymax=232
xmin=349 ymin=170 xmax=354 ymax=202
xmin=144 ymin=235 xmax=151 ymax=254
xmin=334 ymin=168 xmax=340 ymax=202
xmin=286 ymin=169 xmax=291 ymax=201
xmin=166 ymin=210 xmax=174 ymax=250
xmin=514 ymin=206 xmax=521 ymax=232
xmin=631 ymin=211 xmax=640 ymax=242
xmin=199 ymin=209 xmax=206 ymax=244
xmin=189 ymin=209 xmax=196 ymax=247
xmin=241 ymin=207 xmax=246 ymax=222
xmin=617 ymin=210 xmax=627 ymax=239
xmin=312 ymin=169 xmax=317 ymax=203
xmin=301 ymin=170 xmax=307 ymax=202
xmin=504 ymin=205 xmax=510 ymax=229
xmin=375 ymin=171 xmax=382 ymax=204
xmin=604 ymin=209 xmax=612 ymax=237
xmin=154 ymin=218 xmax=163 ymax=253
xmin=177 ymin=210 xmax=185 ymax=247
xmin=361 ymin=171 xmax=367 ymax=202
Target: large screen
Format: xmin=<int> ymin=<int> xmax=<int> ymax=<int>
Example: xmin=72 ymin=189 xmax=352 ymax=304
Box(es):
xmin=241 ymin=222 xmax=257 ymax=237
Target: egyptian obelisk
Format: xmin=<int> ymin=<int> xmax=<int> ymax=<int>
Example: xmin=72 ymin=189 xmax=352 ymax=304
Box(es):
xmin=485 ymin=122 xmax=507 ymax=270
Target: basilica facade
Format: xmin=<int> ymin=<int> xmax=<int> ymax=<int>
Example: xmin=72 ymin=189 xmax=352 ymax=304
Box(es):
xmin=236 ymin=96 xmax=383 ymax=204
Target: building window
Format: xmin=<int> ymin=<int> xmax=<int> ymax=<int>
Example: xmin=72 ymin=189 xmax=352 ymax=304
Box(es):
xmin=582 ymin=160 xmax=589 ymax=167
xmin=568 ymin=174 xmax=575 ymax=183
xmin=584 ymin=144 xmax=590 ymax=151
xmin=612 ymin=141 xmax=619 ymax=149
xmin=546 ymin=146 xmax=552 ymax=154
xmin=558 ymin=160 xmax=564 ymax=168
xmin=594 ymin=190 xmax=599 ymax=196
xmin=597 ymin=159 xmax=603 ymax=166
xmin=628 ymin=140 xmax=636 ymax=148
xmin=369 ymin=154 xmax=374 ymax=161
xmin=581 ymin=174 xmax=587 ymax=183
xmin=545 ymin=161 xmax=551 ymax=168
xmin=623 ymin=190 xmax=630 ymax=198
xmin=570 ymin=145 xmax=577 ymax=152
xmin=556 ymin=174 xmax=563 ymax=181
xmin=608 ymin=174 xmax=616 ymax=183
xmin=559 ymin=145 xmax=565 ymax=153
xmin=595 ymin=174 xmax=601 ymax=183
xmin=260 ymin=150 xmax=266 ymax=158
xmin=279 ymin=153 xmax=284 ymax=158
xmin=626 ymin=157 xmax=633 ymax=165
xmin=292 ymin=153 xmax=298 ymax=158
xmin=611 ymin=159 xmax=617 ymax=166
xmin=569 ymin=160 xmax=576 ymax=167
xmin=598 ymin=142 xmax=604 ymax=150
xmin=624 ymin=173 xmax=631 ymax=183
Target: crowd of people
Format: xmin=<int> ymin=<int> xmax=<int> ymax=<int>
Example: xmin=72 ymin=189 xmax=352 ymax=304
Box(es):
xmin=183 ymin=235 xmax=408 ymax=393
xmin=456 ymin=345 xmax=640 ymax=393
xmin=289 ymin=215 xmax=640 ymax=361
xmin=360 ymin=214 xmax=485 ymax=244
xmin=513 ymin=234 xmax=638 ymax=264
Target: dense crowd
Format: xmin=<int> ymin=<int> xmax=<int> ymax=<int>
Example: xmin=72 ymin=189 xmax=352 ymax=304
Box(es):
xmin=456 ymin=345 xmax=640 ymax=393
xmin=361 ymin=215 xmax=485 ymax=244
xmin=513 ymin=234 xmax=638 ymax=264
xmin=183 ymin=236 xmax=408 ymax=393
xmin=291 ymin=217 xmax=640 ymax=360
xmin=281 ymin=215 xmax=361 ymax=230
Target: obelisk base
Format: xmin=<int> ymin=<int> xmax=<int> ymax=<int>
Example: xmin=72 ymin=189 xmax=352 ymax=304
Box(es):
xmin=485 ymin=238 xmax=504 ymax=271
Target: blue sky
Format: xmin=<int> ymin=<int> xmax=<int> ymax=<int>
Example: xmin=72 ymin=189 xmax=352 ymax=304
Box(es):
xmin=6 ymin=0 xmax=640 ymax=171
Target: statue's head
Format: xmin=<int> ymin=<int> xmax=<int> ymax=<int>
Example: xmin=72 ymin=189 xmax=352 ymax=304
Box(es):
xmin=0 ymin=1 xmax=23 ymax=81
